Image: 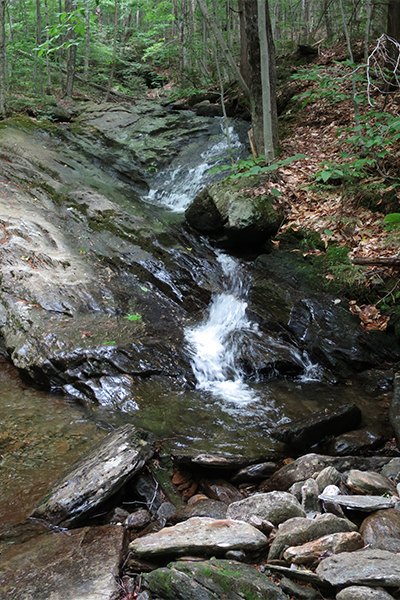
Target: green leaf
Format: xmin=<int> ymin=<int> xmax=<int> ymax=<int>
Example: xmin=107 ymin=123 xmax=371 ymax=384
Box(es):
xmin=270 ymin=188 xmax=281 ymax=197
xmin=125 ymin=314 xmax=142 ymax=321
xmin=384 ymin=213 xmax=400 ymax=224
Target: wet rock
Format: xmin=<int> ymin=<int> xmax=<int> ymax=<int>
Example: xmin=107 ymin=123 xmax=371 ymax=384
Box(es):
xmin=185 ymin=176 xmax=284 ymax=251
xmin=129 ymin=517 xmax=268 ymax=558
xmin=231 ymin=461 xmax=279 ymax=483
xmin=319 ymin=486 xmax=346 ymax=518
xmin=302 ymin=478 xmax=321 ymax=516
xmin=157 ymin=502 xmax=176 ymax=524
xmin=318 ymin=494 xmax=396 ymax=512
xmin=316 ymin=548 xmax=400 ymax=586
xmin=0 ymin=524 xmax=124 ymax=600
xmin=283 ymin=531 xmax=364 ymax=565
xmin=389 ymin=373 xmax=400 ymax=447
xmin=336 ymin=586 xmax=395 ymax=600
xmin=265 ymin=563 xmax=328 ymax=587
xmin=272 ymin=404 xmax=362 ymax=451
xmin=107 ymin=507 xmax=130 ymax=525
xmin=199 ymin=478 xmax=243 ymax=504
xmin=324 ymin=428 xmax=384 ymax=456
xmin=145 ymin=559 xmax=286 ymax=600
xmin=193 ymin=101 xmax=223 ymax=118
xmin=169 ymin=500 xmax=228 ymax=525
xmin=125 ymin=509 xmax=152 ymax=531
xmin=130 ymin=470 xmax=164 ymax=513
xmin=359 ymin=508 xmax=400 ymax=552
xmin=279 ymin=577 xmax=321 ymax=600
xmin=268 ymin=513 xmax=358 ymax=561
xmin=345 ymin=470 xmax=397 ymax=496
xmin=289 ymin=481 xmax=304 ymax=501
xmin=225 ymin=549 xmax=246 ymax=561
xmin=32 ymin=424 xmax=154 ymax=527
xmin=227 ymin=491 xmax=305 ymax=526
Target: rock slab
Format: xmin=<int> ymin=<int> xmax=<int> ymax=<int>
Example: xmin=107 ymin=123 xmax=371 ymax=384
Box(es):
xmin=316 ymin=549 xmax=400 ymax=586
xmin=32 ymin=424 xmax=154 ymax=526
xmin=129 ymin=516 xmax=268 ymax=558
xmin=227 ymin=491 xmax=305 ymax=525
xmin=0 ymin=524 xmax=123 ymax=600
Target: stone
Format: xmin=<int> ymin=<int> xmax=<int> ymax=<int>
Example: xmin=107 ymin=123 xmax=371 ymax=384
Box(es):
xmin=345 ymin=470 xmax=397 ymax=496
xmin=301 ymin=478 xmax=321 ymax=516
xmin=279 ymin=577 xmax=322 ymax=600
xmin=316 ymin=549 xmax=400 ymax=586
xmin=130 ymin=471 xmax=164 ymax=513
xmin=389 ymin=373 xmax=400 ymax=448
xmin=129 ymin=517 xmax=268 ymax=558
xmin=381 ymin=458 xmax=400 ymax=481
xmin=185 ymin=176 xmax=285 ymax=251
xmin=227 ymin=491 xmax=305 ymax=526
xmin=169 ymin=500 xmax=228 ymax=525
xmin=268 ymin=513 xmax=358 ymax=561
xmin=289 ymin=481 xmax=305 ymax=501
xmin=324 ymin=428 xmax=384 ymax=456
xmin=315 ymin=467 xmax=342 ymax=492
xmin=283 ymin=532 xmax=364 ymax=565
xmin=0 ymin=525 xmax=124 ymax=600
xmin=225 ymin=550 xmax=246 ymax=561
xmin=272 ymin=404 xmax=362 ymax=451
xmin=106 ymin=507 xmax=130 ymax=525
xmin=231 ymin=462 xmax=279 ymax=483
xmin=145 ymin=559 xmax=287 ymax=600
xmin=359 ymin=508 xmax=400 ymax=552
xmin=157 ymin=502 xmax=176 ymax=523
xmin=318 ymin=494 xmax=396 ymax=512
xmin=199 ymin=478 xmax=243 ymax=504
xmin=336 ymin=586 xmax=395 ymax=600
xmin=32 ymin=424 xmax=154 ymax=527
xmin=125 ymin=509 xmax=151 ymax=531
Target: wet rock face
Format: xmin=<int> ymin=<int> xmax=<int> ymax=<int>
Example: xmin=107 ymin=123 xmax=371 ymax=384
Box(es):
xmin=316 ymin=549 xmax=400 ymax=587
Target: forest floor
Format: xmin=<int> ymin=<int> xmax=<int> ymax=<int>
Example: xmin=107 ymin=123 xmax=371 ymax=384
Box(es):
xmin=241 ymin=46 xmax=400 ymax=330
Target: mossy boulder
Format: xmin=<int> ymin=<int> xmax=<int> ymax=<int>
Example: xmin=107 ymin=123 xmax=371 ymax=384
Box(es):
xmin=145 ymin=559 xmax=287 ymax=600
xmin=185 ymin=176 xmax=284 ymax=251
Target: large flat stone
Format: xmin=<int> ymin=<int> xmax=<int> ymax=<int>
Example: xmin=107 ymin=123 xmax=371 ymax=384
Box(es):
xmin=316 ymin=549 xmax=400 ymax=586
xmin=32 ymin=424 xmax=154 ymax=526
xmin=227 ymin=491 xmax=305 ymax=525
xmin=0 ymin=524 xmax=123 ymax=600
xmin=129 ymin=516 xmax=268 ymax=558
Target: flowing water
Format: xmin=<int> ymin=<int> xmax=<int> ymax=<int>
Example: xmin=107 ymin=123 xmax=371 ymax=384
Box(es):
xmin=0 ymin=117 xmax=394 ymax=549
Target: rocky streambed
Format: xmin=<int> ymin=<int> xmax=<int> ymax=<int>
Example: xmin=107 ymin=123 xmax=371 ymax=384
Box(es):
xmin=3 ymin=424 xmax=400 ymax=600
xmin=1 ymin=100 xmax=400 ymax=598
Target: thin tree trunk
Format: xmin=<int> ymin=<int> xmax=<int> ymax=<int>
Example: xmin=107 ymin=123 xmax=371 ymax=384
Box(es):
xmin=364 ymin=0 xmax=372 ymax=60
xmin=65 ymin=0 xmax=77 ymax=98
xmin=258 ymin=0 xmax=274 ymax=162
xmin=238 ymin=0 xmax=249 ymax=87
xmin=196 ymin=0 xmax=250 ymax=98
xmin=44 ymin=0 xmax=51 ymax=94
xmin=84 ymin=0 xmax=90 ymax=79
xmin=105 ymin=0 xmax=118 ymax=101
xmin=0 ymin=0 xmax=5 ymax=117
xmin=35 ymin=0 xmax=43 ymax=93
xmin=339 ymin=0 xmax=359 ymax=119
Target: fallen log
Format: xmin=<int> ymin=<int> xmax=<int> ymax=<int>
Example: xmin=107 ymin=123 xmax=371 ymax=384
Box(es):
xmin=351 ymin=256 xmax=400 ymax=266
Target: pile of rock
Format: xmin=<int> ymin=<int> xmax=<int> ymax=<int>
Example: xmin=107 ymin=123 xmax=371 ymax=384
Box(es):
xmin=3 ymin=426 xmax=400 ymax=600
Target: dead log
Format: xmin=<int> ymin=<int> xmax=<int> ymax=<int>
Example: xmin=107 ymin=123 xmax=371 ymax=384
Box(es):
xmin=351 ymin=256 xmax=400 ymax=266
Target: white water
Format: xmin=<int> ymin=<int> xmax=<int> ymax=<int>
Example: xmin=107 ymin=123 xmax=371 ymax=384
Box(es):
xmin=185 ymin=254 xmax=259 ymax=404
xmin=145 ymin=121 xmax=244 ymax=212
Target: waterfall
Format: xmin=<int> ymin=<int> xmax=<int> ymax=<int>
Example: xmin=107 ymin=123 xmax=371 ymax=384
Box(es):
xmin=185 ymin=254 xmax=259 ymax=404
xmin=145 ymin=119 xmax=245 ymax=212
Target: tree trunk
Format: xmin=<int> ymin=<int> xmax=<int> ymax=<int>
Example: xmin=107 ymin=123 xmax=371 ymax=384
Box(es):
xmin=65 ymin=0 xmax=77 ymax=98
xmin=84 ymin=0 xmax=90 ymax=79
xmin=34 ymin=0 xmax=43 ymax=93
xmin=0 ymin=0 xmax=5 ymax=117
xmin=104 ymin=0 xmax=118 ymax=101
xmin=243 ymin=0 xmax=278 ymax=156
xmin=258 ymin=0 xmax=274 ymax=162
xmin=238 ymin=0 xmax=249 ymax=87
xmin=44 ymin=0 xmax=51 ymax=94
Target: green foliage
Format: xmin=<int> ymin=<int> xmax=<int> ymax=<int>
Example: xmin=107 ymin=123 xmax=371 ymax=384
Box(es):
xmin=210 ymin=153 xmax=306 ymax=179
xmin=125 ymin=314 xmax=142 ymax=321
xmin=384 ymin=213 xmax=400 ymax=230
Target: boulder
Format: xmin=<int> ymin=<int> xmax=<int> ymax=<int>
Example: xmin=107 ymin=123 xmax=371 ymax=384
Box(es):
xmin=359 ymin=508 xmax=400 ymax=552
xmin=32 ymin=424 xmax=154 ymax=527
xmin=0 ymin=525 xmax=123 ymax=600
xmin=129 ymin=517 xmax=268 ymax=558
xmin=279 ymin=577 xmax=321 ymax=600
xmin=185 ymin=176 xmax=284 ymax=251
xmin=268 ymin=513 xmax=358 ymax=561
xmin=316 ymin=549 xmax=400 ymax=586
xmin=283 ymin=531 xmax=364 ymax=565
xmin=318 ymin=494 xmax=396 ymax=512
xmin=169 ymin=500 xmax=228 ymax=525
xmin=231 ymin=462 xmax=280 ymax=483
xmin=272 ymin=404 xmax=362 ymax=451
xmin=345 ymin=470 xmax=397 ymax=496
xmin=324 ymin=428 xmax=384 ymax=456
xmin=336 ymin=586 xmax=395 ymax=600
xmin=227 ymin=491 xmax=305 ymax=526
xmin=199 ymin=478 xmax=243 ymax=504
xmin=145 ymin=559 xmax=287 ymax=600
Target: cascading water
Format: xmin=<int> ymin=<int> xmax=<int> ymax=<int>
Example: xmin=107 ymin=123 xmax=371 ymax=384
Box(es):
xmin=185 ymin=253 xmax=259 ymax=404
xmin=145 ymin=119 xmax=246 ymax=212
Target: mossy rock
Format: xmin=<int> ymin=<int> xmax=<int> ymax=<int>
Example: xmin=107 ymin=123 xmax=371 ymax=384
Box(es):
xmin=145 ymin=559 xmax=287 ymax=600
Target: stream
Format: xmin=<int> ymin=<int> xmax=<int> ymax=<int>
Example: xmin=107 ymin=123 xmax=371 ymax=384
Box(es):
xmin=0 ymin=114 xmax=395 ymax=551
